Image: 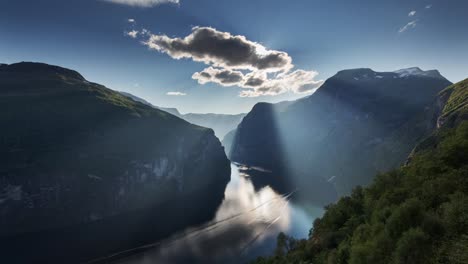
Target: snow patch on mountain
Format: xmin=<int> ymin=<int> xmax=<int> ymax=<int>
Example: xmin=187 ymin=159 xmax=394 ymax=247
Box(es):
xmin=394 ymin=67 xmax=443 ymax=79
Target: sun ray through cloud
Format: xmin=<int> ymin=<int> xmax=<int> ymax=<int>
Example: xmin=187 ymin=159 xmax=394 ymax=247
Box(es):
xmin=126 ymin=26 xmax=323 ymax=97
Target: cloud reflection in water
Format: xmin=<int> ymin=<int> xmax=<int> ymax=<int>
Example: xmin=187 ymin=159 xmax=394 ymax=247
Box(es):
xmin=116 ymin=164 xmax=321 ymax=264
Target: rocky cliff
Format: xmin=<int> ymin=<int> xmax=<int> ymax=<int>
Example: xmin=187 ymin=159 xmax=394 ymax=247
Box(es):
xmin=0 ymin=62 xmax=231 ymax=263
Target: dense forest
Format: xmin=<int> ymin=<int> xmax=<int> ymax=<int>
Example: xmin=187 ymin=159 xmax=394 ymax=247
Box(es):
xmin=253 ymin=79 xmax=468 ymax=264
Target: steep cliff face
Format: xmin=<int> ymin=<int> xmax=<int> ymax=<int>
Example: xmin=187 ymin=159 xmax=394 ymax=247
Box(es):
xmin=0 ymin=62 xmax=230 ymax=238
xmin=436 ymin=78 xmax=468 ymax=128
xmin=230 ymin=67 xmax=452 ymax=195
xmin=410 ymin=78 xmax=468 ymax=156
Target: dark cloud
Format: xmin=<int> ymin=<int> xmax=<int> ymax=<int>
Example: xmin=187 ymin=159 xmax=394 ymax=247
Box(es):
xmin=199 ymin=71 xmax=211 ymax=78
xmin=136 ymin=27 xmax=323 ymax=97
xmin=215 ymin=70 xmax=244 ymax=84
xmin=244 ymin=77 xmax=265 ymax=87
xmin=192 ymin=67 xmax=245 ymax=86
xmin=145 ymin=27 xmax=293 ymax=72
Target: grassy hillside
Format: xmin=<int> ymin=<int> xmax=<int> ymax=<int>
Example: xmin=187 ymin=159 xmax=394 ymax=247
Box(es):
xmin=253 ymin=79 xmax=468 ymax=264
xmin=438 ymin=78 xmax=468 ymax=128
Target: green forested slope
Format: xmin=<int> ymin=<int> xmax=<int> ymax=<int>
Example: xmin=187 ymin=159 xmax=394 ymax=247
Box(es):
xmin=253 ymin=79 xmax=468 ymax=264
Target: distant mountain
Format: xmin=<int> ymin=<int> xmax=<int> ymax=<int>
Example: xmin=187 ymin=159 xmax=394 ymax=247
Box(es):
xmin=252 ymin=78 xmax=468 ymax=264
xmin=230 ymin=67 xmax=452 ymax=195
xmin=119 ymin=92 xmax=246 ymax=139
xmin=222 ymin=100 xmax=294 ymax=156
xmin=119 ymin=91 xmax=182 ymax=116
xmin=222 ymin=129 xmax=237 ymax=156
xmin=183 ymin=113 xmax=246 ymax=140
xmin=0 ymin=62 xmax=230 ymax=263
xmin=393 ymin=67 xmax=445 ymax=79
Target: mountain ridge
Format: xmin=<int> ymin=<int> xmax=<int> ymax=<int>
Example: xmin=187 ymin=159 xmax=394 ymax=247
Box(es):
xmin=0 ymin=62 xmax=231 ymax=263
xmin=252 ymin=78 xmax=468 ymax=264
xmin=229 ymin=67 xmax=452 ymax=195
xmin=0 ymin=62 xmax=86 ymax=81
xmin=119 ymin=91 xmax=246 ymax=139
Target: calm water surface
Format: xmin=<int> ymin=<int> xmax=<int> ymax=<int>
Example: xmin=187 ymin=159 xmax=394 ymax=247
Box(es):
xmin=113 ymin=163 xmax=324 ymax=264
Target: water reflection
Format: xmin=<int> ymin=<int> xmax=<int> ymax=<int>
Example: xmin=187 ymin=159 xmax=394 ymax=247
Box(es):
xmin=114 ymin=164 xmax=323 ymax=264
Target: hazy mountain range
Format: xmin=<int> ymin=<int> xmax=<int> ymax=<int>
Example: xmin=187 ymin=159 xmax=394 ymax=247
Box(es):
xmin=119 ymin=92 xmax=246 ymax=140
xmin=253 ymin=77 xmax=468 ymax=264
xmin=1 ymin=62 xmax=466 ymax=264
xmin=228 ymin=67 xmax=452 ymax=195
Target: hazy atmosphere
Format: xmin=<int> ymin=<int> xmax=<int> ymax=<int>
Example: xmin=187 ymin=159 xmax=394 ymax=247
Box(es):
xmin=1 ymin=0 xmax=467 ymax=113
xmin=1 ymin=1 xmax=467 ymax=264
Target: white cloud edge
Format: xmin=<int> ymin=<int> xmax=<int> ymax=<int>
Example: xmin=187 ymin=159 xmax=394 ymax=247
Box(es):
xmin=166 ymin=91 xmax=187 ymax=96
xmin=399 ymin=20 xmax=418 ymax=33
xmin=125 ymin=30 xmax=139 ymax=38
xmin=102 ymin=0 xmax=179 ymax=7
xmin=130 ymin=26 xmax=323 ymax=97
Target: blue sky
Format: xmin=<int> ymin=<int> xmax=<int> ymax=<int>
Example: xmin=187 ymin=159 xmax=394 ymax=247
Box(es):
xmin=1 ymin=0 xmax=467 ymax=114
